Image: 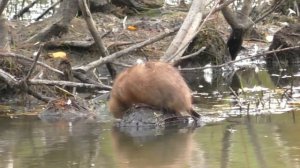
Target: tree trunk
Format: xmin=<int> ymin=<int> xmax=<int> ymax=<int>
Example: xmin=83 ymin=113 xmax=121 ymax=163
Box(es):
xmin=26 ymin=0 xmax=79 ymax=43
xmin=0 ymin=17 xmax=10 ymax=51
xmin=160 ymin=0 xmax=206 ymax=63
xmin=222 ymin=0 xmax=284 ymax=60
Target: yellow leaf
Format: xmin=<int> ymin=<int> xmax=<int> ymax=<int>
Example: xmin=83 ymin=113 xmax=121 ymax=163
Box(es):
xmin=127 ymin=25 xmax=137 ymax=31
xmin=48 ymin=51 xmax=67 ymax=59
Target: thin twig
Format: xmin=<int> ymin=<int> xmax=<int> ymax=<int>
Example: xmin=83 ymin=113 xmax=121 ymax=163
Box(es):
xmin=111 ymin=61 xmax=132 ymax=67
xmin=25 ymin=44 xmax=43 ymax=81
xmin=229 ymin=86 xmax=243 ymax=108
xmin=179 ymin=47 xmax=206 ymax=61
xmin=29 ymin=79 xmax=112 ymax=90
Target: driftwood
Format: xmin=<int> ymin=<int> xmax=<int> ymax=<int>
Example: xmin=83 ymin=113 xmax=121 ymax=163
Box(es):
xmin=0 ymin=51 xmax=113 ymax=90
xmin=0 ymin=68 xmax=51 ymax=102
xmin=44 ymin=40 xmax=94 ymax=49
xmin=29 ymin=79 xmax=111 ymax=90
xmin=0 ymin=66 xmax=111 ymax=102
xmin=0 ymin=69 xmax=17 ymax=86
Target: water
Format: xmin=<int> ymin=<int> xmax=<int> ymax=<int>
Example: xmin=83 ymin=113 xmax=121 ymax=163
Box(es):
xmin=1 ymin=1 xmax=300 ymax=167
xmin=0 ymin=113 xmax=299 ymax=168
xmin=1 ymin=65 xmax=300 ymax=168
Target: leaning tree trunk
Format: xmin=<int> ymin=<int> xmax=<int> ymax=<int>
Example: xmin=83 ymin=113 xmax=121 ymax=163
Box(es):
xmin=26 ymin=0 xmax=79 ymax=43
xmin=160 ymin=0 xmax=206 ymax=63
xmin=221 ymin=0 xmax=285 ymax=60
xmin=221 ymin=0 xmax=253 ymax=60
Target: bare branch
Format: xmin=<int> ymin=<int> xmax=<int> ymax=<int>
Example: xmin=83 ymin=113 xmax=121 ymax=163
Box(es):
xmin=0 ymin=68 xmax=18 ymax=86
xmin=74 ymin=26 xmax=179 ymax=72
xmin=162 ymin=0 xmax=235 ymax=62
xmin=176 ymin=47 xmax=206 ymax=62
xmin=161 ymin=0 xmax=206 ymax=61
xmin=78 ymin=0 xmax=117 ymax=78
xmin=29 ymin=79 xmax=111 ymax=90
xmin=0 ymin=68 xmax=51 ymax=102
xmin=0 ymin=52 xmax=63 ymax=74
xmin=78 ymin=0 xmax=108 ymax=57
xmin=25 ymin=45 xmax=43 ymax=80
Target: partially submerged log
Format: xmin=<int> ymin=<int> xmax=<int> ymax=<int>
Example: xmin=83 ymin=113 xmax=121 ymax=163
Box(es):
xmin=115 ymin=106 xmax=202 ymax=128
xmin=266 ymin=23 xmax=300 ymax=67
xmin=39 ymin=97 xmax=95 ymax=122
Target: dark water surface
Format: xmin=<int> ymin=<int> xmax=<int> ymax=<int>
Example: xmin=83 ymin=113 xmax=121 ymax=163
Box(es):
xmin=1 ymin=66 xmax=300 ymax=168
xmin=0 ymin=112 xmax=299 ymax=168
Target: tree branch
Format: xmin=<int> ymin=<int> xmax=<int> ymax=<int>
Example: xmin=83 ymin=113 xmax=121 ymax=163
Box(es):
xmin=162 ymin=0 xmax=235 ymax=63
xmin=29 ymin=79 xmax=111 ymax=90
xmin=78 ymin=0 xmax=116 ymax=78
xmin=0 ymin=52 xmax=63 ymax=74
xmin=74 ymin=25 xmax=179 ymax=72
xmin=25 ymin=45 xmax=43 ymax=80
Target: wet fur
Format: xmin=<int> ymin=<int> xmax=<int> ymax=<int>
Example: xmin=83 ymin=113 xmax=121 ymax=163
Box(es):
xmin=108 ymin=61 xmax=199 ymax=119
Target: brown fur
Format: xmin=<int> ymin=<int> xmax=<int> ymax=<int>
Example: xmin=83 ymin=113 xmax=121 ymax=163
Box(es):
xmin=108 ymin=61 xmax=198 ymax=119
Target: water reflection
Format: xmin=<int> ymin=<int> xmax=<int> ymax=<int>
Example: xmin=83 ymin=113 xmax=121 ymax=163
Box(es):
xmin=0 ymin=118 xmax=106 ymax=168
xmin=110 ymin=126 xmax=204 ymax=168
xmin=0 ymin=112 xmax=300 ymax=168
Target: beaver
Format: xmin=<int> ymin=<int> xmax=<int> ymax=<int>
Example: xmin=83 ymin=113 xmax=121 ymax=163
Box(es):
xmin=108 ymin=61 xmax=200 ymax=119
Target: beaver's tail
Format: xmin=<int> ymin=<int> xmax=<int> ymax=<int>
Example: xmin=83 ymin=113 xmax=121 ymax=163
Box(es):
xmin=191 ymin=108 xmax=201 ymax=119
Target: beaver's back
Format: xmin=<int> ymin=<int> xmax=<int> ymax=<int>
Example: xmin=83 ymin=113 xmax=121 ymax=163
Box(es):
xmin=108 ymin=62 xmax=193 ymax=119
